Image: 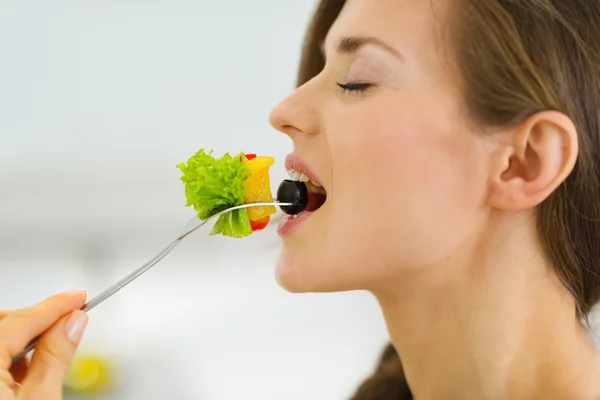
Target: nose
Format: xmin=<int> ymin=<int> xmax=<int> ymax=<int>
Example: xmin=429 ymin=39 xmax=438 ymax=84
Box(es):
xmin=269 ymin=81 xmax=320 ymax=138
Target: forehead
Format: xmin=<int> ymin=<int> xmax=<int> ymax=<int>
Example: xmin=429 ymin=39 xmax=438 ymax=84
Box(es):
xmin=325 ymin=0 xmax=451 ymax=60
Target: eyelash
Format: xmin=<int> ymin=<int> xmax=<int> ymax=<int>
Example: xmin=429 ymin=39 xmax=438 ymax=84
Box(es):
xmin=336 ymin=81 xmax=372 ymax=95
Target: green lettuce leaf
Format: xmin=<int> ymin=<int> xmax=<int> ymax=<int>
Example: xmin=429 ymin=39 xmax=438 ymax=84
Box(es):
xmin=209 ymin=208 xmax=252 ymax=238
xmin=177 ymin=148 xmax=252 ymax=238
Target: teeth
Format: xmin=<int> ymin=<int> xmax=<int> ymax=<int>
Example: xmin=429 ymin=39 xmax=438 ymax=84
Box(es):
xmin=287 ymin=168 xmax=298 ymax=180
xmin=293 ymin=211 xmax=307 ymax=219
xmin=298 ymin=173 xmax=310 ymax=182
xmin=287 ymin=168 xmax=321 ymax=187
xmin=288 ymin=169 xmax=300 ymax=181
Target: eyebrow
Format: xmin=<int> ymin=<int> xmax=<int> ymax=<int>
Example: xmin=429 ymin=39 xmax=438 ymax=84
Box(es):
xmin=320 ymin=36 xmax=404 ymax=61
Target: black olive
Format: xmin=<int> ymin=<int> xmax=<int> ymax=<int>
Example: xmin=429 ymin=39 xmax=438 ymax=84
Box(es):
xmin=277 ymin=180 xmax=308 ymax=215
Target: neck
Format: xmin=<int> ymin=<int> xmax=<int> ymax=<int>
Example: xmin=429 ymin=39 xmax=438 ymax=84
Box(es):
xmin=373 ymin=218 xmax=600 ymax=400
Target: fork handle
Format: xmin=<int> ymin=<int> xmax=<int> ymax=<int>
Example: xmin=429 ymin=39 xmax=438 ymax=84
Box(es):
xmin=10 ymin=201 xmax=293 ymax=365
xmin=10 ymin=235 xmax=185 ymax=365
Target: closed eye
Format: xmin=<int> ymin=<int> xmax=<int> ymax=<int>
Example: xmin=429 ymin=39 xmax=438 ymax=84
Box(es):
xmin=336 ymin=81 xmax=372 ymax=94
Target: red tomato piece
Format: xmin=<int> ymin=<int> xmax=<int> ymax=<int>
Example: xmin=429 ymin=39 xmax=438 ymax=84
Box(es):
xmin=250 ymin=216 xmax=270 ymax=231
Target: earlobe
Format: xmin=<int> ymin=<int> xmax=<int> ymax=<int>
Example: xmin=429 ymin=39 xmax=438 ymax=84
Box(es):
xmin=487 ymin=111 xmax=578 ymax=211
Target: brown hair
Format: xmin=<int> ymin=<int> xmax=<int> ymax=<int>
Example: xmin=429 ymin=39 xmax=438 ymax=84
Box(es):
xmin=296 ymin=0 xmax=600 ymax=398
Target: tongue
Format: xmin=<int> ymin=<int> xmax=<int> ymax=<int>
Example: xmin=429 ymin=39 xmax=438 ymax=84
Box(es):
xmin=306 ymin=191 xmax=327 ymax=212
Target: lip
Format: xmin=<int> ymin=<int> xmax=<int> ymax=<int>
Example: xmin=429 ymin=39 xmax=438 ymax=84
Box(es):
xmin=285 ymin=154 xmax=323 ymax=187
xmin=277 ymin=211 xmax=314 ymax=237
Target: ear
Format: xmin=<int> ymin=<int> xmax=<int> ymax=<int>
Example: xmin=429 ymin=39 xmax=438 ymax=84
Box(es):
xmin=487 ymin=111 xmax=578 ymax=211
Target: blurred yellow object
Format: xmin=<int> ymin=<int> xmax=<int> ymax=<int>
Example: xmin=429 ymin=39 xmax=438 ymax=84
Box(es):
xmin=244 ymin=156 xmax=277 ymax=221
xmin=63 ymin=354 xmax=113 ymax=394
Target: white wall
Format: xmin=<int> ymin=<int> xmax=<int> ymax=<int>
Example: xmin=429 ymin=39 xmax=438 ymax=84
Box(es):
xmin=0 ymin=1 xmax=391 ymax=399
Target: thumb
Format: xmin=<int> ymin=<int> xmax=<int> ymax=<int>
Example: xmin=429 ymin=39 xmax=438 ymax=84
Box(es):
xmin=20 ymin=310 xmax=88 ymax=399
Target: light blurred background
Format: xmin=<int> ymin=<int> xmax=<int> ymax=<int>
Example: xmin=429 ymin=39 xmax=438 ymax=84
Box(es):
xmin=0 ymin=1 xmax=391 ymax=399
xmin=1 ymin=2 xmax=599 ymax=400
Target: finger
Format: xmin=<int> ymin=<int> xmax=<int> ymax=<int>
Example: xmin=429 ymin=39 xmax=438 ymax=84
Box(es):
xmin=0 ymin=290 xmax=87 ymax=369
xmin=0 ymin=383 xmax=18 ymax=400
xmin=0 ymin=369 xmax=17 ymax=390
xmin=9 ymin=354 xmax=30 ymax=384
xmin=20 ymin=310 xmax=89 ymax=399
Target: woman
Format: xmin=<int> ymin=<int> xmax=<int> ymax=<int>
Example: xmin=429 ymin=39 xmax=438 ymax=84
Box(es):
xmin=270 ymin=0 xmax=600 ymax=398
xmin=2 ymin=0 xmax=600 ymax=398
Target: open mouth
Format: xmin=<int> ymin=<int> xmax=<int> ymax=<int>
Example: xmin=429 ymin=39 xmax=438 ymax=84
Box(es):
xmin=287 ymin=168 xmax=327 ymax=215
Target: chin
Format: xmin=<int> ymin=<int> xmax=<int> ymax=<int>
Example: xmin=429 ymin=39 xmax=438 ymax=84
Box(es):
xmin=274 ymin=246 xmax=368 ymax=293
xmin=274 ymin=248 xmax=319 ymax=293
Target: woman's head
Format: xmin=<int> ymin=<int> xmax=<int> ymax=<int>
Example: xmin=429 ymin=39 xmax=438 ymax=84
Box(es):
xmin=269 ymin=0 xmax=600 ymax=319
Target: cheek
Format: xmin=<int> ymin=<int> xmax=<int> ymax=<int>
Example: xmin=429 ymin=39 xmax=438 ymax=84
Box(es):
xmin=326 ymin=98 xmax=487 ymax=268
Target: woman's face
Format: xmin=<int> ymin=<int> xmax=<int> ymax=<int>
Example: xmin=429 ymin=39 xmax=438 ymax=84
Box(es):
xmin=269 ymin=0 xmax=492 ymax=293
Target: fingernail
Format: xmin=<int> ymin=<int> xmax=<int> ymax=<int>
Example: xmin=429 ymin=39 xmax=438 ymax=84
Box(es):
xmin=65 ymin=310 xmax=88 ymax=343
xmin=67 ymin=289 xmax=87 ymax=300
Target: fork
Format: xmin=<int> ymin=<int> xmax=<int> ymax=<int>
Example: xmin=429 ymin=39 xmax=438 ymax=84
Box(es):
xmin=11 ymin=201 xmax=293 ymax=365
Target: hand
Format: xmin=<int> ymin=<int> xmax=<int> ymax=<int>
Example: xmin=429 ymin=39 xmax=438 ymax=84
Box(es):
xmin=0 ymin=291 xmax=89 ymax=400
